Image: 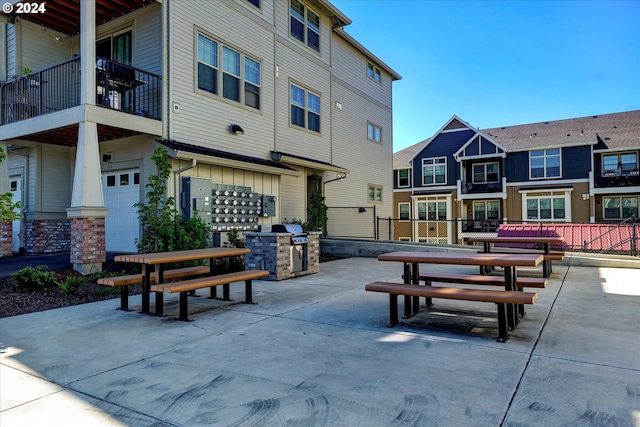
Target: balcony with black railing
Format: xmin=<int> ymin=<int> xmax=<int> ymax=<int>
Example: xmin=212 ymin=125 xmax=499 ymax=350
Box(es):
xmin=460 ymin=181 xmax=503 ymax=194
xmin=1 ymin=57 xmax=161 ymax=126
xmin=595 ymin=170 xmax=640 ymax=188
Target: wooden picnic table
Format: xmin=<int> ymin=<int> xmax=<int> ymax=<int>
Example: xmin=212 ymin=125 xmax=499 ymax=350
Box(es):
xmin=115 ymin=247 xmax=250 ymax=315
xmin=377 ymin=251 xmax=543 ymax=330
xmin=468 ymin=236 xmax=564 ymax=278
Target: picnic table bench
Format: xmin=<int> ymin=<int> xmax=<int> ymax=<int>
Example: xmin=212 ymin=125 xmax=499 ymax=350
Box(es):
xmin=365 ymin=281 xmax=538 ymax=342
xmin=469 ymin=236 xmax=565 ymax=278
xmin=150 ymin=269 xmax=269 ymax=321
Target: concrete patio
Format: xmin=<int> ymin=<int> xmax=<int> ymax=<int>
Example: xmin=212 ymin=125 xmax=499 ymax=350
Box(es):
xmin=1 ymin=256 xmax=639 ymax=426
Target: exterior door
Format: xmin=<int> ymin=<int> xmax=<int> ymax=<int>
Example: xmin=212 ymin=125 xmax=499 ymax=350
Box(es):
xmin=10 ymin=177 xmax=21 ymax=253
xmin=102 ymin=169 xmax=140 ymax=252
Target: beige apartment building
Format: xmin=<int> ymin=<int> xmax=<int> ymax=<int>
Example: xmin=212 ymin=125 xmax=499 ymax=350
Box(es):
xmin=0 ymin=0 xmax=400 ymax=271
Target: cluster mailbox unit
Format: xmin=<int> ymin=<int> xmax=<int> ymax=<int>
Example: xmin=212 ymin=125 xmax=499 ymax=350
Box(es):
xmin=181 ymin=177 xmax=276 ymax=232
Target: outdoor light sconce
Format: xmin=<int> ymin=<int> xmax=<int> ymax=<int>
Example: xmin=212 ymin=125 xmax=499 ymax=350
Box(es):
xmin=358 ymin=207 xmax=367 ymax=213
xmin=230 ymin=124 xmax=244 ymax=135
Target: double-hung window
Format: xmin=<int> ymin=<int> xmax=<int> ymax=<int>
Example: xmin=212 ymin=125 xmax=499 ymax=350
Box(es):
xmin=246 ymin=0 xmax=260 ymax=7
xmin=422 ymin=157 xmax=446 ymax=185
xmin=398 ymin=203 xmax=410 ymax=221
xmin=397 ymin=169 xmax=409 ymax=188
xmin=368 ymin=185 xmax=382 ymax=203
xmin=290 ymin=0 xmax=320 ymax=52
xmin=473 ymin=162 xmax=499 ymax=182
xmin=368 ymin=123 xmax=382 ymax=143
xmin=603 ymin=196 xmax=638 ymax=219
xmin=417 ymin=201 xmax=446 ymax=220
xmin=290 ymin=84 xmax=320 ymax=132
xmin=367 ymin=62 xmax=381 ymax=83
xmin=526 ymin=197 xmax=565 ymax=220
xmin=473 ymin=201 xmax=499 ymax=220
xmin=530 ymin=148 xmax=561 ymax=179
xmin=197 ymin=33 xmax=261 ymax=110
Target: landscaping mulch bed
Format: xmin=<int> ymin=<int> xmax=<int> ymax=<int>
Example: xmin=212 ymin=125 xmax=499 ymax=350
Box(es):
xmin=0 ymin=255 xmax=347 ymax=318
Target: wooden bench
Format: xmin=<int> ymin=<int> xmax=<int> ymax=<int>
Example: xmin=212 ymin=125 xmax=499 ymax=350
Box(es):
xmin=150 ymin=269 xmax=269 ymax=321
xmin=97 ymin=265 xmax=211 ymax=311
xmin=476 ymin=248 xmax=564 ymax=275
xmin=416 ymin=272 xmax=546 ymax=318
xmin=478 ymin=247 xmax=565 ymax=260
xmin=365 ymin=281 xmax=538 ymax=342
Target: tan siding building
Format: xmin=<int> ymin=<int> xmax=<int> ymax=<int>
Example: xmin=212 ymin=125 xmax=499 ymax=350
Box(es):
xmin=1 ymin=0 xmax=400 ymax=268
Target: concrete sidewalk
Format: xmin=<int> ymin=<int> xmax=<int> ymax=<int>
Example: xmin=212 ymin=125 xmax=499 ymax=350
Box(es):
xmin=1 ymin=257 xmax=639 ymax=426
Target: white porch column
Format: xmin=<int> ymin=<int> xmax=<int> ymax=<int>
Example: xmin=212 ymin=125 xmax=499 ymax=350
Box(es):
xmin=66 ymin=0 xmax=107 ymax=274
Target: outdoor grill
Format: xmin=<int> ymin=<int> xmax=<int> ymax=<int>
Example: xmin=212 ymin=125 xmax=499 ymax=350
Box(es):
xmin=272 ymin=224 xmax=309 ymax=273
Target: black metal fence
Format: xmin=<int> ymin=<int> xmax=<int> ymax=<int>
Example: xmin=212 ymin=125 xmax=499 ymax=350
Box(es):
xmin=375 ymin=217 xmax=639 ymax=257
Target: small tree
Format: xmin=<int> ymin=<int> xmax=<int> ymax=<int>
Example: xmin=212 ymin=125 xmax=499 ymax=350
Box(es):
xmin=0 ymin=147 xmax=22 ymax=222
xmin=135 ymin=147 xmax=210 ymax=255
xmin=306 ymin=171 xmax=328 ymax=232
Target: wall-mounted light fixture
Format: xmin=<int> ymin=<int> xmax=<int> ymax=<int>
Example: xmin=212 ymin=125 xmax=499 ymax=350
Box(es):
xmin=230 ymin=124 xmax=244 ymax=135
xmin=358 ymin=207 xmax=367 ymax=213
xmin=582 ymin=193 xmax=590 ymax=200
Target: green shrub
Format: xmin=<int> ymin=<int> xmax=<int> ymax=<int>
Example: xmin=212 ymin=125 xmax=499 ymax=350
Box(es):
xmin=94 ymin=287 xmax=120 ymax=297
xmin=11 ymin=266 xmax=57 ymax=288
xmin=222 ymin=228 xmax=245 ymax=271
xmin=135 ymin=147 xmax=211 ymax=258
xmin=56 ymin=276 xmax=85 ymax=294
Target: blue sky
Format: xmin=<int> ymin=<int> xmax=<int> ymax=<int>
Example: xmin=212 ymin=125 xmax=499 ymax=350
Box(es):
xmin=331 ymin=0 xmax=640 ymax=152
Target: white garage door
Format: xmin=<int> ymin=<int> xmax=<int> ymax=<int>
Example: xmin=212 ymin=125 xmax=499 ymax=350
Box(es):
xmin=102 ymin=169 xmax=140 ymax=253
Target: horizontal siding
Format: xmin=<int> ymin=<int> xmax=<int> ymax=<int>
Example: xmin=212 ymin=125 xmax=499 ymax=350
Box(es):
xmin=7 ymin=24 xmax=15 ymax=77
xmin=17 ymin=20 xmax=73 ymax=73
xmin=331 ymin=32 xmax=393 ymax=108
xmin=168 ymin=1 xmax=276 ymax=160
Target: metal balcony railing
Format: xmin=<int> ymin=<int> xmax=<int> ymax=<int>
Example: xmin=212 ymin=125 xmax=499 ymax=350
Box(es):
xmin=460 ymin=181 xmax=502 ymax=194
xmin=1 ymin=57 xmax=161 ymax=125
xmin=594 ymin=170 xmax=640 ymax=188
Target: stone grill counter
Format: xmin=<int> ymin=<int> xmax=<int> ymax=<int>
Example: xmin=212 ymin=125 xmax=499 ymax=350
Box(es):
xmin=244 ymin=231 xmax=320 ymax=280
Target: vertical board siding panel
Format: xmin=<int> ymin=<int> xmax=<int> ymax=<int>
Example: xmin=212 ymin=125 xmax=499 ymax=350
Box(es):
xmin=40 ymin=145 xmax=72 ymax=211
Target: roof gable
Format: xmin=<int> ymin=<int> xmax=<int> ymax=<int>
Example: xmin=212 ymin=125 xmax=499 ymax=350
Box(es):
xmin=454 ymin=133 xmax=507 ymax=160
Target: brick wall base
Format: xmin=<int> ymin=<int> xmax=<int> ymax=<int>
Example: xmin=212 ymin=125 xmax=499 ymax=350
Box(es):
xmin=70 ymin=217 xmax=106 ymax=275
xmin=0 ymin=221 xmax=11 ymax=258
xmin=244 ymin=231 xmax=320 ymax=281
xmin=24 ymin=219 xmax=71 ymax=255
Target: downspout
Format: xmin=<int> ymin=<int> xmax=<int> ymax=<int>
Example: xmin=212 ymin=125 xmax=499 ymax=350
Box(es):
xmin=173 ymin=159 xmax=197 ymax=212
xmin=162 ymin=0 xmax=171 ymax=139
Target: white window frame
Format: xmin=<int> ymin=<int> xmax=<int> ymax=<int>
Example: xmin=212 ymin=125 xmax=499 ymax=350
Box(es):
xmin=473 ymin=200 xmax=500 ymax=220
xmin=367 ymin=62 xmax=381 ymax=83
xmin=367 ymin=122 xmax=382 ymax=143
xmin=602 ymin=151 xmax=638 ymax=174
xmin=398 ymin=202 xmax=410 ymax=221
xmin=422 ymin=157 xmax=447 ymax=185
xmin=529 ymin=148 xmax=561 ymax=179
xmin=290 ymin=83 xmax=320 ymax=133
xmin=397 ymin=169 xmax=410 ymax=188
xmin=368 ymin=184 xmax=383 ymax=203
xmin=196 ymin=32 xmax=261 ymax=110
xmin=603 ymin=196 xmax=639 ymax=219
xmin=472 ymin=162 xmax=500 ymax=183
xmin=290 ymin=0 xmax=320 ymax=52
xmin=521 ymin=190 xmax=572 ymax=222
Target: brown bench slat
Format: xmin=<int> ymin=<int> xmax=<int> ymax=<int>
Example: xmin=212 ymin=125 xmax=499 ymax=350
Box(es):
xmin=150 ymin=270 xmax=269 ymax=321
xmin=418 ymin=272 xmax=548 ymax=289
xmin=151 ymin=270 xmax=269 ymax=293
xmin=365 ymin=282 xmax=537 ymax=305
xmin=97 ymin=265 xmax=211 ymax=286
xmin=478 ymin=248 xmax=565 ymax=260
xmin=365 ymin=281 xmax=537 ymax=342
